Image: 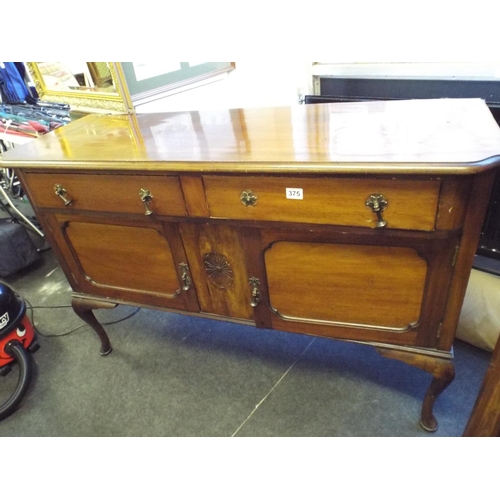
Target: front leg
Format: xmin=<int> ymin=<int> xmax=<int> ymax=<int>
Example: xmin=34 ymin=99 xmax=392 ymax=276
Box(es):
xmin=71 ymin=296 xmax=116 ymax=356
xmin=376 ymin=347 xmax=455 ymax=432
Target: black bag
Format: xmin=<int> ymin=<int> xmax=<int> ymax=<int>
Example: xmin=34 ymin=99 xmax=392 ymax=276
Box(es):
xmin=0 ymin=220 xmax=39 ymax=277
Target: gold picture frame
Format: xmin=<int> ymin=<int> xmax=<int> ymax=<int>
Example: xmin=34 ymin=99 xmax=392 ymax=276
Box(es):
xmin=27 ymin=62 xmax=132 ymax=113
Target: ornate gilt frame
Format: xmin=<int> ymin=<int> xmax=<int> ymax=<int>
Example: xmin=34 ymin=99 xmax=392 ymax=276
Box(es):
xmin=26 ymin=62 xmax=132 ymax=113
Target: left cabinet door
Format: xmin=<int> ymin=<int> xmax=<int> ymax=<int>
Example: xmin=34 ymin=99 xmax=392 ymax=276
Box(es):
xmin=42 ymin=213 xmax=199 ymax=311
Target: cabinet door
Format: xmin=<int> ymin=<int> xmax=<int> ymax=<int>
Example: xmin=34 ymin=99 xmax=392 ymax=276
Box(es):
xmin=43 ymin=214 xmax=198 ymax=311
xmin=266 ymin=241 xmax=426 ymax=327
xmin=258 ymin=229 xmax=457 ymax=347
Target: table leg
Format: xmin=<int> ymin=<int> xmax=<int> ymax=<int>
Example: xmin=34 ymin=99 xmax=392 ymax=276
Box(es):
xmin=71 ymin=296 xmax=115 ymax=356
xmin=376 ymin=347 xmax=455 ymax=432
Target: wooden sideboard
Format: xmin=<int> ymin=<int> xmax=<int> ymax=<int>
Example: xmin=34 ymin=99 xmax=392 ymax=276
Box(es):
xmin=4 ymin=98 xmax=500 ymax=432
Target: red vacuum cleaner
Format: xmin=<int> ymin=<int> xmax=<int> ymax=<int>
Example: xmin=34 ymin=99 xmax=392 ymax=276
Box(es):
xmin=0 ymin=282 xmax=39 ymax=420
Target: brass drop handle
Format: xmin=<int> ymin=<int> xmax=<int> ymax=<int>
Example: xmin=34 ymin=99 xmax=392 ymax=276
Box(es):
xmin=139 ymin=188 xmax=154 ymax=216
xmin=365 ymin=193 xmax=388 ymax=228
xmin=179 ymin=263 xmax=191 ymax=291
xmin=249 ymin=276 xmax=261 ymax=307
xmin=54 ymin=184 xmax=73 ymax=206
xmin=240 ymin=190 xmax=258 ymax=207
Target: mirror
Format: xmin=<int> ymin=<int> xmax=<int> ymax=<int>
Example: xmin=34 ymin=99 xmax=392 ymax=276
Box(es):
xmin=27 ymin=62 xmax=131 ymax=113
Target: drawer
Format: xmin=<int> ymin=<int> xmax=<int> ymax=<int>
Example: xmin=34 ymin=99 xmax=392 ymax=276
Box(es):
xmin=23 ymin=172 xmax=187 ymax=216
xmin=203 ymin=176 xmax=440 ymax=231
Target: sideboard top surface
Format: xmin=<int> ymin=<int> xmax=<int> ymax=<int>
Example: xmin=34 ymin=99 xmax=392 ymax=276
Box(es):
xmin=4 ymin=98 xmax=500 ymax=174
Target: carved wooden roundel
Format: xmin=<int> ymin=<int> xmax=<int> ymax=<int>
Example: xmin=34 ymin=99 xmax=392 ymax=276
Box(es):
xmin=203 ymin=252 xmax=234 ymax=289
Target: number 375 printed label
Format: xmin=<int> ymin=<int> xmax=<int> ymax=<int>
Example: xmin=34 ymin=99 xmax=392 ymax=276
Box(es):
xmin=286 ymin=188 xmax=303 ymax=200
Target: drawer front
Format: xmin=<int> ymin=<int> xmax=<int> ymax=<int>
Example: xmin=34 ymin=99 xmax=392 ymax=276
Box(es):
xmin=23 ymin=172 xmax=187 ymax=216
xmin=203 ymin=176 xmax=440 ymax=231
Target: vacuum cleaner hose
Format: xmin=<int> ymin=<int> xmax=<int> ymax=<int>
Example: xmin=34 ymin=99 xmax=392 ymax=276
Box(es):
xmin=0 ymin=339 xmax=33 ymax=420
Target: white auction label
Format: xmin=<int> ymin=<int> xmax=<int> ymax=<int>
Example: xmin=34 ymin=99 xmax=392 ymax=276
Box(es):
xmin=286 ymin=188 xmax=303 ymax=200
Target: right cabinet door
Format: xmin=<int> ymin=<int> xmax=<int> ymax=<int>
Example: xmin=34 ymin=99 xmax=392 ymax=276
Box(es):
xmin=259 ymin=229 xmax=459 ymax=348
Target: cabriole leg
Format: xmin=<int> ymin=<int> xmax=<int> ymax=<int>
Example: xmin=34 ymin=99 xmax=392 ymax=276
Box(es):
xmin=419 ymin=363 xmax=455 ymax=432
xmin=71 ymin=296 xmax=115 ymax=356
xmin=376 ymin=347 xmax=455 ymax=432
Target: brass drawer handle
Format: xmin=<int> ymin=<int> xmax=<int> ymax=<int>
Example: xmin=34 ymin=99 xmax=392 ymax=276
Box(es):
xmin=366 ymin=193 xmax=388 ymax=228
xmin=54 ymin=184 xmax=73 ymax=206
xmin=139 ymin=188 xmax=154 ymax=216
xmin=240 ymin=190 xmax=258 ymax=207
xmin=249 ymin=276 xmax=261 ymax=307
xmin=178 ymin=263 xmax=192 ymax=291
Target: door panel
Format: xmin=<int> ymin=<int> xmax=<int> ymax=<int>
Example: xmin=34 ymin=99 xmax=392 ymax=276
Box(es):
xmin=265 ymin=241 xmax=427 ymax=331
xmin=64 ymin=222 xmax=180 ymax=296
xmin=46 ymin=214 xmax=196 ymax=310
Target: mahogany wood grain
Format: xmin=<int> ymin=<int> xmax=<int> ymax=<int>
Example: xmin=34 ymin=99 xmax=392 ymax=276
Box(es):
xmin=3 ymin=99 xmax=500 ymax=169
xmin=377 ymin=347 xmax=455 ymax=432
xmin=435 ymin=176 xmax=471 ymax=230
xmin=239 ymin=227 xmax=273 ymax=330
xmin=64 ymin=222 xmax=181 ymax=296
xmin=71 ymin=296 xmax=115 ymax=355
xmin=259 ymin=227 xmax=458 ymax=348
xmin=411 ymin=237 xmax=460 ymax=348
xmin=179 ymin=223 xmax=253 ymax=320
xmin=265 ymin=241 xmax=427 ymax=330
xmin=204 ymin=175 xmax=440 ymax=231
xmin=180 ymin=175 xmax=210 ymax=217
xmin=23 ymin=172 xmax=186 ymax=216
xmin=438 ymin=170 xmax=497 ymax=351
xmin=45 ymin=214 xmax=195 ymax=311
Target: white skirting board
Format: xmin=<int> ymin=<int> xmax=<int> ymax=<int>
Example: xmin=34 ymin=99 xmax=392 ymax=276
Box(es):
xmin=456 ymin=269 xmax=500 ymax=352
